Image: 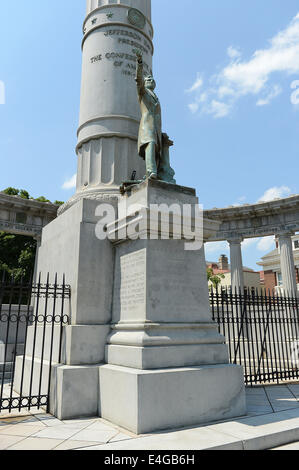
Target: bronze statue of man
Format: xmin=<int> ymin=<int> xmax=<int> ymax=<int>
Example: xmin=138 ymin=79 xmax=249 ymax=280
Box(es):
xmin=135 ymin=51 xmax=176 ymax=184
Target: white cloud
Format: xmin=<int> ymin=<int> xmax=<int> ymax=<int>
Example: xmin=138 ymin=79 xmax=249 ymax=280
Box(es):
xmin=257 ymin=186 xmax=291 ymax=202
xmin=242 ymin=238 xmax=259 ymax=249
xmin=62 ymin=174 xmax=77 ymax=190
xmin=207 ymin=100 xmax=231 ymax=118
xmin=232 ymin=196 xmax=247 ymax=207
xmin=187 ymin=13 xmax=299 ymax=117
xmin=188 ymin=102 xmax=199 ymax=114
xmin=257 ymin=236 xmax=276 ymax=252
xmin=217 ymin=86 xmax=235 ymax=99
xmin=185 ymin=74 xmax=203 ymax=94
xmin=256 ymin=85 xmax=282 ymax=106
xmin=205 ymin=241 xmax=229 ymax=254
xmin=0 ymin=81 xmax=5 ymax=105
xmin=227 ymin=46 xmax=241 ymax=60
xmin=291 ymin=79 xmax=299 ymax=105
xmin=187 ymin=92 xmax=208 ymax=115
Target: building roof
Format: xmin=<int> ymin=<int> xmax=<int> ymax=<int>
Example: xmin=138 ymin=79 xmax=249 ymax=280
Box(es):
xmin=206 ymin=261 xmax=257 ymax=274
xmin=260 ymin=248 xmax=279 ymax=260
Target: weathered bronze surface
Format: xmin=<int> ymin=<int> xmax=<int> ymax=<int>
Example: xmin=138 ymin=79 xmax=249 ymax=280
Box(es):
xmin=135 ymin=51 xmax=176 ymax=184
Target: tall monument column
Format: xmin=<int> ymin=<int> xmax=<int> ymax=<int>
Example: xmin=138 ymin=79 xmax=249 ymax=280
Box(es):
xmin=21 ymin=0 xmax=246 ymax=427
xmin=66 ymin=0 xmax=153 ymax=210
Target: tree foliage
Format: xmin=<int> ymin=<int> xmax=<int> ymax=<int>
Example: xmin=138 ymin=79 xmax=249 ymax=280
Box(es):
xmin=2 ymin=187 xmax=62 ymax=205
xmin=35 ymin=196 xmax=51 ymax=203
xmin=207 ymin=267 xmax=225 ymax=289
xmin=0 ymin=187 xmax=64 ymax=280
xmin=0 ymin=233 xmax=36 ymax=281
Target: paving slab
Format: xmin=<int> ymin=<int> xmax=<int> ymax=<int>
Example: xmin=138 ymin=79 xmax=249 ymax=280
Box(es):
xmin=54 ymin=440 xmax=106 ymax=450
xmin=0 ymin=435 xmax=27 ymax=450
xmin=34 ymin=414 xmax=65 ymax=427
xmin=246 ymin=405 xmax=273 ymax=416
xmin=1 ymin=385 xmax=299 ymax=450
xmin=80 ymin=427 xmax=244 ymax=451
xmin=31 ymin=423 xmax=92 ymax=441
xmin=61 ymin=418 xmax=98 ymax=428
xmin=273 ymin=441 xmax=299 ymax=450
xmin=0 ymin=423 xmax=45 ymax=437
xmin=109 ymin=432 xmax=135 ymax=443
xmin=80 ymin=406 xmax=299 ymax=451
xmin=287 ymin=384 xmax=299 ymax=399
xmin=7 ymin=437 xmax=64 ymax=450
xmin=71 ymin=427 xmax=120 ymax=444
xmin=208 ymin=409 xmax=299 ymax=450
xmin=0 ymin=415 xmax=41 ymax=427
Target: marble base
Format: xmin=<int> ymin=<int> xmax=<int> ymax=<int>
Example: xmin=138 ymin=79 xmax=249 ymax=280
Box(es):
xmin=100 ymin=363 xmax=246 ymax=434
xmin=106 ymin=343 xmax=229 ymax=369
xmin=49 ymin=364 xmax=100 ymax=420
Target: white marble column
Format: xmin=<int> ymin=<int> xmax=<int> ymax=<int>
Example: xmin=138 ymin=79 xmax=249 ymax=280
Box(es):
xmin=59 ymin=0 xmax=152 ymax=215
xmin=228 ymin=237 xmax=244 ymax=294
xmin=76 ymin=0 xmax=153 ymax=196
xmin=276 ymin=232 xmax=297 ymax=297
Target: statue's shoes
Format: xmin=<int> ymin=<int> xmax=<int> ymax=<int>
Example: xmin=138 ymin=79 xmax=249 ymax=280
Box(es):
xmin=148 ymin=173 xmax=158 ymax=180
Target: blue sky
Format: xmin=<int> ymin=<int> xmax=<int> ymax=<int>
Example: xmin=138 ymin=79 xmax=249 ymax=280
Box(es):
xmin=0 ymin=0 xmax=298 ymax=270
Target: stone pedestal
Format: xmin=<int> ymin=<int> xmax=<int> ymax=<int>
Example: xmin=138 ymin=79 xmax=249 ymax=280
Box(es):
xmin=100 ymin=364 xmax=245 ymax=435
xmin=17 ymin=196 xmax=117 ymax=419
xmin=100 ymin=180 xmax=246 ymax=434
xmin=16 ymin=180 xmax=246 ymax=426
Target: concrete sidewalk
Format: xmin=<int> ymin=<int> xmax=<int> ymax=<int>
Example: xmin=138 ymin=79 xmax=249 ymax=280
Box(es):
xmin=1 ymin=384 xmax=299 ymax=450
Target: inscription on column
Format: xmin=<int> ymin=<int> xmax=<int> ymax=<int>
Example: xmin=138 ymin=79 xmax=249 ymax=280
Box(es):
xmin=113 ymin=249 xmax=146 ymax=318
xmin=89 ymin=27 xmax=153 ymax=78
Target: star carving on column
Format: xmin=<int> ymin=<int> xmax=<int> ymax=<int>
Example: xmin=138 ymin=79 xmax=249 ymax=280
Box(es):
xmin=106 ymin=13 xmax=114 ymax=19
xmin=91 ymin=18 xmax=97 ymax=25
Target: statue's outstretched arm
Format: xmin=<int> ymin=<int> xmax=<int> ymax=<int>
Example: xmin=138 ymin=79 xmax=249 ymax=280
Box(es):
xmin=135 ymin=51 xmax=144 ymax=97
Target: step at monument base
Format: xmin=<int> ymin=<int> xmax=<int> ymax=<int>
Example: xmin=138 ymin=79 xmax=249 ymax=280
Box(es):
xmin=99 ymin=363 xmax=246 ymax=435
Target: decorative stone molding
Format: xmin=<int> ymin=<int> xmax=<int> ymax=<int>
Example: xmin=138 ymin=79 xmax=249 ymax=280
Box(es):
xmin=58 ymin=191 xmax=120 ymax=216
xmin=0 ymin=193 xmax=58 ymax=237
xmin=205 ymin=194 xmax=299 ymax=241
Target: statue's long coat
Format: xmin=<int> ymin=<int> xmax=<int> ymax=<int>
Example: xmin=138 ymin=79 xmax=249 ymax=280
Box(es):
xmin=136 ymin=61 xmax=162 ymax=160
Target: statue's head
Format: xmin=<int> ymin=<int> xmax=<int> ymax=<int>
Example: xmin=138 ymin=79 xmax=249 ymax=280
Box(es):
xmin=144 ymin=75 xmax=156 ymax=91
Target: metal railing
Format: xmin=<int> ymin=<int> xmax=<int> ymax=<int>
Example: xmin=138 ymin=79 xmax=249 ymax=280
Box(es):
xmin=210 ymin=287 xmax=299 ymax=386
xmin=0 ymin=273 xmax=70 ymax=413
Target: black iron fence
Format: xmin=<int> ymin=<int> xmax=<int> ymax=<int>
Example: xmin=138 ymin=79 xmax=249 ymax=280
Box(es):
xmin=2 ymin=272 xmax=299 ymax=416
xmin=210 ymin=287 xmax=299 ymax=386
xmin=0 ymin=273 xmax=70 ymax=414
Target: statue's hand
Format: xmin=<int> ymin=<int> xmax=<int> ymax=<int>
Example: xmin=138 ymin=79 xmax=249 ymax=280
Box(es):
xmin=162 ymin=133 xmax=174 ymax=147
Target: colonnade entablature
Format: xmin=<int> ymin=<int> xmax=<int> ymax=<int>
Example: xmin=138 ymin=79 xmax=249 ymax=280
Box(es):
xmin=0 ymin=193 xmax=58 ymax=238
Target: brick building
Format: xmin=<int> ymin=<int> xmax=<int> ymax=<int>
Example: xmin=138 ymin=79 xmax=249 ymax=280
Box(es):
xmin=207 ymin=255 xmax=262 ymax=291
xmin=258 ymin=234 xmax=299 ymax=294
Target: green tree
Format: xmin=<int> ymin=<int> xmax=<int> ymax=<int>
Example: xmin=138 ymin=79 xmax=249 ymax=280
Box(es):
xmin=35 ymin=196 xmax=51 ymax=203
xmin=207 ymin=267 xmax=225 ymax=289
xmin=3 ymin=187 xmax=19 ymax=196
xmin=0 ymin=187 xmax=64 ymax=280
xmin=19 ymin=189 xmax=30 ymax=200
xmin=0 ymin=233 xmax=36 ymax=280
xmin=2 ymin=187 xmax=64 ymax=205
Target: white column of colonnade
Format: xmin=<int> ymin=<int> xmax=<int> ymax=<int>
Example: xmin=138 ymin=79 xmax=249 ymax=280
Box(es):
xmin=228 ymin=237 xmax=245 ymax=294
xmin=276 ymin=232 xmax=298 ymax=298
